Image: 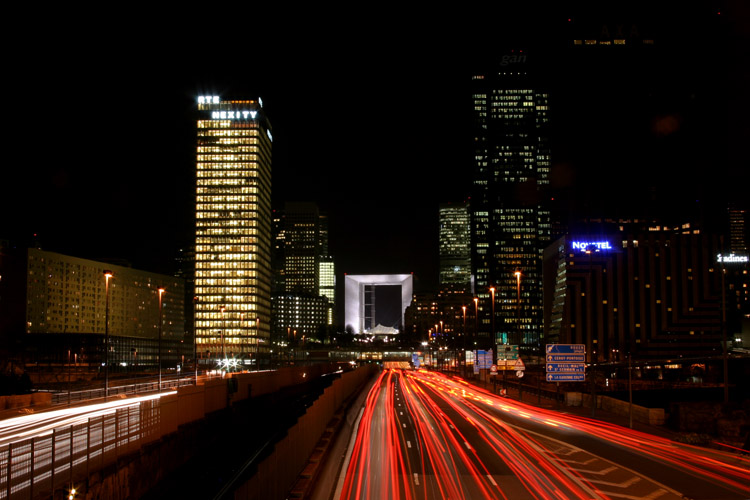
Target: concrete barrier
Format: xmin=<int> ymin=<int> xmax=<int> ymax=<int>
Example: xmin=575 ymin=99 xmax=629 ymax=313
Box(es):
xmin=176 ymin=384 xmax=205 ymax=426
xmin=574 ymin=392 xmax=665 ymax=426
xmin=565 ymin=391 xmax=583 ymax=407
xmin=203 ymin=377 xmax=228 ymax=414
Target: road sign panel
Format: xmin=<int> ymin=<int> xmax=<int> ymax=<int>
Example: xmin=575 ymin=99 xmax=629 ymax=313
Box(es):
xmin=546 ymin=344 xmax=585 ymax=354
xmin=475 ymin=349 xmax=494 ymax=369
xmin=497 ymin=344 xmax=519 ymax=360
xmin=546 ymin=373 xmax=586 ymax=382
xmin=546 ymin=363 xmax=585 ymax=373
xmin=546 ymin=354 xmax=586 ymax=363
xmin=514 ymin=358 xmax=526 ymax=370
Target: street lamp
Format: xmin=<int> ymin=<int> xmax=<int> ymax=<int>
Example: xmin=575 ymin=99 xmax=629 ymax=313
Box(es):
xmin=462 ymin=305 xmax=467 ymax=376
xmin=193 ymin=296 xmax=198 ymax=383
xmin=255 ymin=317 xmax=261 ymax=371
xmin=473 ymin=296 xmax=478 ymax=349
xmin=514 ymin=270 xmax=522 ymax=347
xmin=158 ymin=287 xmax=165 ymax=391
xmin=220 ymin=306 xmax=226 ymax=365
xmin=103 ymin=271 xmax=113 ymax=399
xmin=489 ymin=286 xmax=495 ymax=350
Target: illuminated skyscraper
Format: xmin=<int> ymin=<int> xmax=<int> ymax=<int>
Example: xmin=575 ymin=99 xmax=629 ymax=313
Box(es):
xmin=470 ymin=52 xmax=551 ymax=352
xmin=194 ymin=95 xmax=272 ymax=367
xmin=728 ymin=202 xmax=748 ymax=255
xmin=271 ymin=202 xmax=335 ymax=343
xmin=439 ymin=201 xmax=472 ymax=293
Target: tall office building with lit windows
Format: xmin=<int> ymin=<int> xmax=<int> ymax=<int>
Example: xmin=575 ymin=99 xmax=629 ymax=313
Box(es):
xmin=194 ymin=95 xmax=272 ymax=367
xmin=439 ymin=201 xmax=472 ymax=293
xmin=470 ymin=52 xmax=552 ymax=353
xmin=271 ymin=202 xmax=335 ymax=346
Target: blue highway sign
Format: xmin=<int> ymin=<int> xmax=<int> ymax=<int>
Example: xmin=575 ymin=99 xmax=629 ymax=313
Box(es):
xmin=546 ymin=363 xmax=586 ymax=373
xmin=547 ymin=373 xmax=586 ymax=382
xmin=546 ymin=354 xmax=586 ymax=363
xmin=546 ymin=344 xmax=585 ymax=354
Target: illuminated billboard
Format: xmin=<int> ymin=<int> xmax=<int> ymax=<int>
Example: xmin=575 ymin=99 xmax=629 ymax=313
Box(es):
xmin=345 ymin=274 xmax=413 ymax=334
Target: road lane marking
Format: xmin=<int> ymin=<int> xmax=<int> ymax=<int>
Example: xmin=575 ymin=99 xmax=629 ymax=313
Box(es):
xmin=587 ymin=476 xmax=641 ymax=488
xmin=487 ymin=475 xmax=497 ymax=486
xmin=413 ymin=473 xmax=420 ymax=486
xmin=513 ymin=426 xmax=685 ymax=499
xmin=560 ymin=457 xmax=597 ymax=465
xmin=568 ymin=465 xmax=617 ymax=475
xmin=464 ymin=442 xmax=471 ymax=450
xmin=600 ymin=489 xmax=668 ymax=500
xmin=407 ymin=441 xmax=412 ymax=448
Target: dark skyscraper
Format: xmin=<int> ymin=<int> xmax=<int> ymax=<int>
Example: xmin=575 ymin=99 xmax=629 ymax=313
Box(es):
xmin=470 ymin=51 xmax=552 ymax=352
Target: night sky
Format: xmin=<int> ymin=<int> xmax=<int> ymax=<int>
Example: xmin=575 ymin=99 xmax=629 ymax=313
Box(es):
xmin=3 ymin=3 xmax=748 ymax=294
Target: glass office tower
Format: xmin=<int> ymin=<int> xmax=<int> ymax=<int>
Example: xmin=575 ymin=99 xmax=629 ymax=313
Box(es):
xmin=470 ymin=53 xmax=552 ymax=353
xmin=194 ymin=96 xmax=272 ymax=367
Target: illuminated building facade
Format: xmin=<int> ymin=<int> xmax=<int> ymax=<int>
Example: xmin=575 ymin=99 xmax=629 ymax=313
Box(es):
xmin=1 ymin=248 xmax=187 ymax=368
xmin=345 ymin=274 xmax=413 ymax=334
xmin=403 ymin=290 xmax=476 ymax=346
xmin=271 ymin=202 xmax=335 ymax=338
xmin=194 ymin=96 xmax=272 ymax=366
xmin=728 ymin=202 xmax=748 ymax=255
xmin=281 ymin=202 xmax=321 ymax=294
xmin=273 ymin=294 xmax=330 ymax=343
xmin=470 ymin=52 xmax=551 ymax=353
xmin=543 ymin=229 xmax=724 ymax=362
xmin=439 ymin=202 xmax=472 ymax=293
xmin=319 ymin=256 xmax=336 ymax=325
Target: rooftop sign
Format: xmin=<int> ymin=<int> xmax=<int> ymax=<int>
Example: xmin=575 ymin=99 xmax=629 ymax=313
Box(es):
xmin=210 ymin=110 xmax=258 ymax=120
xmin=717 ymin=254 xmax=749 ymax=264
xmin=571 ymin=241 xmax=612 ymax=251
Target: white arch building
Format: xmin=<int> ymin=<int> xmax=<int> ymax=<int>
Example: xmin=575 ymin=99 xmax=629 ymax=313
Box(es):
xmin=344 ymin=274 xmax=413 ymax=334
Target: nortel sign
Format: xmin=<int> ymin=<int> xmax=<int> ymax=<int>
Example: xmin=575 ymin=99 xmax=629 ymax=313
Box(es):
xmin=571 ymin=241 xmax=612 ymax=251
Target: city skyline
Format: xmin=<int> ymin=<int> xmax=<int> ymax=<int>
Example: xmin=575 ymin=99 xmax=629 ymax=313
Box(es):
xmin=3 ymin=4 xmax=747 ymax=294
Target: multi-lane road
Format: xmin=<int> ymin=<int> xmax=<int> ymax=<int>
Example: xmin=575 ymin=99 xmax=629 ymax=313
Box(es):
xmin=336 ymin=369 xmax=750 ymax=500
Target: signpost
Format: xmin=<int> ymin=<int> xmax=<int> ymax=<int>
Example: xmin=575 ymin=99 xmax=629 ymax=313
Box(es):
xmin=545 ymin=344 xmax=586 ymax=382
xmin=498 ymin=344 xmax=519 ymax=360
xmin=474 ymin=349 xmax=494 ymax=374
xmin=546 ymin=373 xmax=586 ymax=382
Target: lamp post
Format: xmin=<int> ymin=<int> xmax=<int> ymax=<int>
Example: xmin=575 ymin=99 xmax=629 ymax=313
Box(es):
xmin=193 ymin=296 xmax=198 ymax=384
xmin=462 ymin=305 xmax=467 ymax=377
xmin=489 ymin=287 xmax=495 ymax=350
xmin=103 ymin=271 xmax=113 ymax=399
xmin=220 ymin=306 xmax=226 ymax=366
xmin=255 ymin=317 xmax=261 ymax=371
xmin=514 ymin=270 xmax=522 ymax=347
xmin=628 ymin=353 xmax=633 ymax=429
xmin=158 ymin=287 xmax=165 ymax=392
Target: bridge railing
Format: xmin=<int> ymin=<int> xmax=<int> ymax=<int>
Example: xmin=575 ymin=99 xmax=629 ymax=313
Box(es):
xmin=0 ymin=364 xmax=344 ymax=499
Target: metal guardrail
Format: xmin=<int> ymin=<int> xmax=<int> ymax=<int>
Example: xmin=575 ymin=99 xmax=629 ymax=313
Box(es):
xmin=48 ymin=374 xmax=203 ymax=406
xmin=1 ymin=398 xmax=162 ymax=499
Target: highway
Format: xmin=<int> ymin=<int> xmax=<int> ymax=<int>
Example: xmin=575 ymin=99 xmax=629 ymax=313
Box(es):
xmin=336 ymin=369 xmax=750 ymax=500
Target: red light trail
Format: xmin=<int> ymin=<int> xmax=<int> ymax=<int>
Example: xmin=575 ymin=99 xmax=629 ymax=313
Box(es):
xmin=338 ymin=369 xmax=750 ymax=500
